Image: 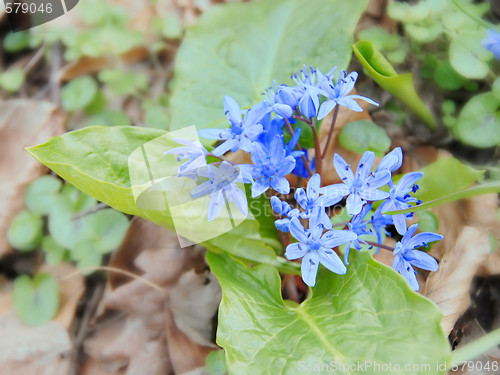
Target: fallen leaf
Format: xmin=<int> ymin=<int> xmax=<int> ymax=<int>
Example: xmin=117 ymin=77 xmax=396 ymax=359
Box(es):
xmin=425 ymin=226 xmax=491 ymax=335
xmin=0 ymin=100 xmax=65 ymax=257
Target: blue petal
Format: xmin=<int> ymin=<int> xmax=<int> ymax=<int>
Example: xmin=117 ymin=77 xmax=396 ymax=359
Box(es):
xmin=275 ymin=218 xmax=291 ymax=232
xmin=285 ymin=242 xmax=308 ymax=260
xmin=229 ymin=185 xmax=248 ymax=216
xmin=212 ymin=138 xmax=239 ymax=156
xmin=289 ymin=217 xmax=308 ymax=243
xmin=207 ymin=190 xmax=224 ymax=221
xmin=244 ymin=100 xmax=269 ymax=127
xmin=333 ymin=154 xmax=354 ymax=185
xmin=346 ymin=193 xmax=363 ymax=215
xmin=295 ymin=188 xmax=308 ymax=210
xmin=406 ymin=232 xmax=444 ymax=250
xmin=251 ymin=178 xmax=270 ymax=198
xmin=223 ymin=96 xmax=243 ymax=126
xmin=319 ymin=247 xmax=347 ymax=275
xmin=348 ymin=94 xmax=379 ymax=107
xmin=301 ymin=251 xmax=320 ymax=287
xmin=307 ymin=173 xmax=321 ymax=201
xmin=321 ymin=229 xmax=357 ymax=248
xmin=270 ymin=176 xmax=290 ymax=194
xmin=298 ymin=89 xmax=319 ymax=118
xmin=337 ymin=96 xmax=363 ymax=112
xmin=356 ymin=151 xmax=375 ymax=180
xmin=377 ymin=147 xmax=403 ymax=173
xmin=270 ymin=196 xmax=282 ymax=213
xmin=394 ymin=172 xmax=423 ymax=196
xmin=407 ymin=250 xmax=438 ymax=271
xmin=317 ymin=100 xmax=337 ymax=120
xmin=198 ymin=128 xmax=231 ymax=140
xmin=272 ymin=103 xmax=293 ymax=118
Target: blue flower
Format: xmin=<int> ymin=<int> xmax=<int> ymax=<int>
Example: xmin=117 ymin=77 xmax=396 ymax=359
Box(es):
xmin=285 ymin=206 xmax=357 ymax=287
xmin=291 ymin=65 xmax=334 ymax=118
xmin=295 ymin=173 xmax=332 ymax=229
xmin=317 ymin=71 xmax=379 ymax=120
xmin=165 ymin=138 xmax=208 ymax=181
xmin=382 ymin=171 xmax=423 ymax=235
xmin=270 ymin=196 xmax=300 ymax=232
xmin=245 ymin=135 xmax=296 ymax=197
xmin=343 ymin=204 xmax=372 ymax=264
xmin=198 ymin=96 xmax=268 ymax=156
xmin=376 ymin=147 xmax=403 ymax=187
xmin=319 ymin=151 xmax=391 ymax=215
xmin=482 ymin=29 xmax=500 ymax=60
xmin=392 ymin=224 xmax=442 ymax=291
xmin=191 ymin=161 xmax=248 ymax=221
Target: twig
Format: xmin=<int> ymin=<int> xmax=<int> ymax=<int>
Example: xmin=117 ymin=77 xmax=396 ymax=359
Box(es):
xmin=71 ymin=202 xmax=108 ymax=221
xmin=23 ymin=43 xmax=47 ymax=74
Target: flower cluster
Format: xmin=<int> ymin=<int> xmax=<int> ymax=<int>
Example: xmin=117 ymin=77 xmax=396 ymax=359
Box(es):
xmin=165 ymin=64 xmax=442 ymax=291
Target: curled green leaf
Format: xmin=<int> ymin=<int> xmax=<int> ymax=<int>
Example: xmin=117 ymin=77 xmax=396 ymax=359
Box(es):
xmin=353 ymin=40 xmax=436 ymax=129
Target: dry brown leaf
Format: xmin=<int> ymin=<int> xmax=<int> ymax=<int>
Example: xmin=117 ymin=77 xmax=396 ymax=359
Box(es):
xmin=0 ymin=100 xmax=65 ymax=257
xmin=165 ymin=308 xmax=213 ymax=374
xmin=425 ymin=226 xmax=491 ymax=335
xmin=168 ymin=270 xmax=221 ymax=347
xmin=0 ymin=313 xmax=71 ymax=375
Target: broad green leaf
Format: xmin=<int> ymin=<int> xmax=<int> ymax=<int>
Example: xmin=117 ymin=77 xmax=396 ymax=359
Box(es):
xmin=208 ymin=250 xmax=451 ymax=374
xmin=353 ymin=41 xmax=436 ymax=129
xmin=449 ymin=31 xmax=492 ymax=79
xmin=27 ymin=126 xmax=298 ymax=274
xmin=7 ymin=210 xmax=43 ymax=252
xmin=454 ymin=92 xmax=500 ymax=148
xmin=339 ymin=120 xmax=390 ymax=156
xmin=13 ymin=273 xmax=59 ymax=326
xmin=61 ymin=76 xmax=98 ymax=111
xmin=25 ymin=175 xmax=62 ymax=215
xmin=416 ymin=157 xmax=483 ymax=202
xmin=168 ymin=0 xmax=368 ymax=131
xmin=0 ymin=68 xmax=25 ymax=92
xmin=205 ymin=350 xmax=227 ymax=375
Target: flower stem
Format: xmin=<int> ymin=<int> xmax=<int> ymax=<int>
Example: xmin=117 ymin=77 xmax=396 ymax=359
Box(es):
xmin=321 ymin=105 xmax=339 ymax=159
xmin=310 ymin=117 xmax=322 ymax=176
xmin=365 ymin=240 xmax=395 ymax=252
xmin=284 ymin=118 xmax=313 ymax=177
xmin=292 ymin=114 xmax=312 ymax=125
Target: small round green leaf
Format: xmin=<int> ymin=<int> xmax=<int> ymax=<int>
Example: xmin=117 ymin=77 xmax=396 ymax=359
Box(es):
xmin=449 ymin=31 xmax=492 ymax=79
xmin=61 ymin=76 xmax=98 ymax=111
xmin=13 ymin=273 xmax=59 ymax=326
xmin=25 ymin=175 xmax=62 ymax=215
xmin=416 ymin=211 xmax=439 ymax=233
xmin=0 ymin=68 xmax=26 ymax=92
xmin=81 ymin=209 xmax=129 ymax=254
xmin=433 ymin=60 xmax=464 ymax=90
xmin=4 ymin=31 xmax=31 ymax=53
xmin=339 ymin=120 xmax=390 ymax=156
xmin=98 ymin=69 xmax=148 ymax=95
xmin=454 ymin=92 xmax=500 ymax=148
xmin=41 ymin=236 xmax=68 ymax=265
xmin=205 ymin=350 xmax=227 ymax=375
xmin=7 ymin=210 xmax=43 ymax=252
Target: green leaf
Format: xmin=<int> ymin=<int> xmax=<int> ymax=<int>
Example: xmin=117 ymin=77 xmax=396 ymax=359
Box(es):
xmin=339 ymin=120 xmax=391 ymax=156
xmin=26 ymin=126 xmax=298 ymax=274
xmin=87 ymin=110 xmax=130 ymax=126
xmin=449 ymin=31 xmax=492 ymax=79
xmin=81 ymin=209 xmax=129 ymax=254
xmin=433 ymin=60 xmax=465 ymax=90
xmin=13 ymin=273 xmax=59 ymax=326
xmin=416 ymin=211 xmax=439 ymax=233
xmin=61 ymin=76 xmax=98 ymax=111
xmin=7 ymin=210 xmax=43 ymax=252
xmin=207 ymin=250 xmax=451 ymax=374
xmin=168 ymin=0 xmax=368 ymax=131
xmin=353 ymin=41 xmax=436 ymax=128
xmin=41 ymin=236 xmax=68 ymax=265
xmin=4 ymin=31 xmax=31 ymax=53
xmin=25 ymin=175 xmax=62 ymax=215
xmin=205 ymin=350 xmax=227 ymax=375
xmin=98 ymin=69 xmax=148 ymax=95
xmin=454 ymin=92 xmax=500 ymax=148
xmin=416 ymin=157 xmax=484 ymax=202
xmin=145 ymin=105 xmax=170 ymax=129
xmin=0 ymin=68 xmax=25 ymax=92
